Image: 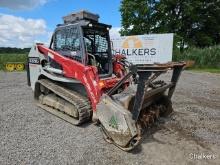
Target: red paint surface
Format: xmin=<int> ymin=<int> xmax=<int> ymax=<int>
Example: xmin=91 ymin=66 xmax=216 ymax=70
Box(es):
xmin=37 ymin=45 xmax=123 ymax=111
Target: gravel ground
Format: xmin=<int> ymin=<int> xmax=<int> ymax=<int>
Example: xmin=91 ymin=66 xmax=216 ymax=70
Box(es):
xmin=0 ymin=71 xmax=219 ymax=165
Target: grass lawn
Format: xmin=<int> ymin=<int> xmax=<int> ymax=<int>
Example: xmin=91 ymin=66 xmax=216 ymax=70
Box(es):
xmin=0 ymin=53 xmax=27 ymax=70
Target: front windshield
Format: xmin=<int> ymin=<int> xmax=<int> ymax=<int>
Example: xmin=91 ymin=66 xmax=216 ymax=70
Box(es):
xmin=53 ymin=25 xmax=82 ymax=62
xmin=54 ymin=26 xmax=80 ymax=51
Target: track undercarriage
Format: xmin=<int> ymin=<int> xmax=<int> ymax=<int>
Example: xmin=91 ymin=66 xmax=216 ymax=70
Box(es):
xmin=35 ymin=79 xmax=92 ymax=125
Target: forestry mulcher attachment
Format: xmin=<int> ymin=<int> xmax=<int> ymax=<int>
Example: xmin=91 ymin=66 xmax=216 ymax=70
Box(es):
xmin=27 ymin=11 xmax=185 ymax=151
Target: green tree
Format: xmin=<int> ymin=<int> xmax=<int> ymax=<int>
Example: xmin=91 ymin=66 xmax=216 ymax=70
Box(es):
xmin=120 ymin=0 xmax=220 ymax=48
xmin=189 ymin=0 xmax=220 ymax=47
xmin=120 ymin=0 xmax=157 ymax=36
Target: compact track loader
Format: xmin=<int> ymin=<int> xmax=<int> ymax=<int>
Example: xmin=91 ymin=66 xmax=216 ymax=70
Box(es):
xmin=27 ymin=11 xmax=185 ymax=151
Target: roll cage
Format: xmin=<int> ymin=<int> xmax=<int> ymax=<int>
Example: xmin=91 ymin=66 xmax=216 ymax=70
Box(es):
xmin=49 ymin=20 xmax=113 ymax=77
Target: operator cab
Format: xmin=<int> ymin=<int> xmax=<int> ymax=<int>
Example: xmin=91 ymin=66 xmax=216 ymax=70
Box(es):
xmin=49 ymin=11 xmax=113 ymax=78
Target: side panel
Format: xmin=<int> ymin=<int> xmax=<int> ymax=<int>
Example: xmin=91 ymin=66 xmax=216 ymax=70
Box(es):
xmin=28 ymin=45 xmax=44 ymax=91
xmin=37 ymin=44 xmax=101 ymax=111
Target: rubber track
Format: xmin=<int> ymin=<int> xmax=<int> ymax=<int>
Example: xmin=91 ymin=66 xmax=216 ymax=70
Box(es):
xmin=37 ymin=79 xmax=92 ymax=125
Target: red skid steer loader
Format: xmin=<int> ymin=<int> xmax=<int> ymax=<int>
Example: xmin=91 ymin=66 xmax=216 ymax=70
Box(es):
xmin=27 ymin=11 xmax=185 ymax=151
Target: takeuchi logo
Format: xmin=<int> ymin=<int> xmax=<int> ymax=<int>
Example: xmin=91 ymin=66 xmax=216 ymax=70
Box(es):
xmin=122 ymin=36 xmax=143 ymax=48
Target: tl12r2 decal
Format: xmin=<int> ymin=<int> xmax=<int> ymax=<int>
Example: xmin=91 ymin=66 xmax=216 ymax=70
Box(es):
xmin=29 ymin=57 xmax=40 ymax=64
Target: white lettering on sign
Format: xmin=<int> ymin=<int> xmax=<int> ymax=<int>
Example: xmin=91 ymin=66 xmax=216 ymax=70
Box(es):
xmin=111 ymin=33 xmax=174 ymax=64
